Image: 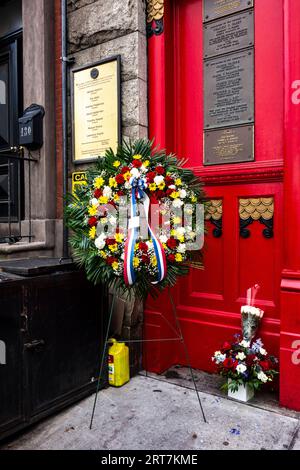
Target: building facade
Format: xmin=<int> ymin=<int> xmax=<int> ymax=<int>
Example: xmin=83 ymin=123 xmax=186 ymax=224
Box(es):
xmin=0 ymin=0 xmax=300 ymax=411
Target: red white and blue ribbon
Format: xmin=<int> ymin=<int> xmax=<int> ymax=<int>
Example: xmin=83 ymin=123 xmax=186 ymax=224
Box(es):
xmin=124 ymin=176 xmax=167 ymax=286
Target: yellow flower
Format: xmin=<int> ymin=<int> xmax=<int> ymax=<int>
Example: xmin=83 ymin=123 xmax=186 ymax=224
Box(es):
xmin=108 ymin=243 xmax=118 ymax=252
xmin=162 ymin=243 xmax=167 ymax=250
xmin=133 ymin=257 xmax=140 ymax=268
xmin=170 ymin=191 xmax=180 ymax=199
xmin=191 ymin=195 xmax=197 ymax=203
xmin=99 ymin=196 xmax=109 ymax=204
xmin=151 ymin=256 xmax=157 ymax=267
xmin=89 ymin=226 xmax=96 ymax=239
xmin=172 ymin=216 xmax=181 ymax=224
xmin=175 ymin=253 xmax=183 ymax=262
xmin=115 ymin=233 xmax=124 ymax=243
xmin=132 ymin=154 xmax=142 ymax=160
xmin=109 ymin=177 xmax=117 ymax=188
xmin=177 ymin=235 xmax=185 ymax=243
xmin=144 ymin=160 xmax=150 ymax=167
xmin=114 ymin=193 xmax=120 ymax=202
xmin=170 ymin=229 xmax=177 ymax=237
xmin=175 ymin=178 xmax=182 ymax=186
xmin=113 ymin=160 xmax=121 ymax=168
xmin=99 ymin=250 xmax=107 ymax=259
xmin=94 ymin=177 xmax=104 ymax=188
xmin=135 ymin=243 xmax=139 ymax=251
xmin=149 ymin=183 xmax=157 ymax=191
xmin=112 ymin=261 xmax=119 ymax=270
xmin=88 ymin=206 xmax=98 ymax=216
xmin=123 ymin=171 xmax=131 ymax=181
xmin=158 ymin=182 xmax=165 ymax=190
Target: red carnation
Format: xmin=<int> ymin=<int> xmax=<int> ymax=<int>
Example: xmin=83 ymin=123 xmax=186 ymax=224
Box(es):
xmin=115 ymin=174 xmax=125 ymax=185
xmin=223 ymin=357 xmax=238 ymax=370
xmin=138 ymin=242 xmax=148 ymax=252
xmin=155 ymin=165 xmax=165 ymax=175
xmin=132 ymin=159 xmax=143 ymax=168
xmin=141 ymin=254 xmax=150 ymax=264
xmin=165 ymin=176 xmax=174 ymax=185
xmin=165 ymin=188 xmax=173 ymax=196
xmin=147 ymin=171 xmax=156 ymax=183
xmin=166 ymin=237 xmax=178 ymax=249
xmin=94 ymin=188 xmax=102 ymax=198
xmin=106 ymin=256 xmax=117 ymax=266
xmin=121 ymin=166 xmax=130 ymax=174
xmin=117 ymin=190 xmax=125 ymax=196
xmin=260 ymin=360 xmax=270 ymax=371
xmin=168 ymin=254 xmax=176 ymax=262
xmin=221 ymin=341 xmax=232 ymax=352
xmin=88 ymin=216 xmax=98 ymax=227
xmin=246 ymin=354 xmax=257 ymax=367
xmin=106 ymin=238 xmax=116 ymax=246
xmin=156 ymin=190 xmax=165 ymax=199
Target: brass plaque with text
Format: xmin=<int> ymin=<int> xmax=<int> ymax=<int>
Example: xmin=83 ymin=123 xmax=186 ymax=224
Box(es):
xmin=203 ymin=0 xmax=254 ymax=23
xmin=204 ymin=49 xmax=254 ymax=129
xmin=72 ymin=57 xmax=121 ymax=163
xmin=204 ymin=125 xmax=254 ymax=165
xmin=204 ymin=10 xmax=254 ymax=58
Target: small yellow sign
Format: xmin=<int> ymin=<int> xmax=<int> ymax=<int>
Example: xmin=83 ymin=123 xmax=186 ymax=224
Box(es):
xmin=72 ymin=171 xmax=87 ymax=195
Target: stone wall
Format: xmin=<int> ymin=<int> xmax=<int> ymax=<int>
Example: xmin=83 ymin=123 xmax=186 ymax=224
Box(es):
xmin=67 ymin=0 xmax=148 ymax=374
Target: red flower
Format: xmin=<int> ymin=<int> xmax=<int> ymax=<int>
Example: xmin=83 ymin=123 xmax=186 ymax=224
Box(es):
xmin=141 ymin=254 xmax=150 ymax=264
xmin=166 ymin=237 xmax=178 ymax=249
xmin=121 ymin=166 xmax=130 ymax=174
xmin=165 ymin=176 xmax=174 ymax=185
xmin=88 ymin=216 xmax=98 ymax=227
xmin=106 ymin=256 xmax=117 ymax=266
xmin=222 ymin=341 xmax=232 ymax=352
xmin=165 ymin=188 xmax=173 ymax=196
xmin=156 ymin=190 xmax=165 ymax=199
xmin=168 ymin=254 xmax=176 ymax=262
xmin=155 ymin=165 xmax=165 ymax=175
xmin=132 ymin=159 xmax=142 ymax=168
xmin=246 ymin=354 xmax=257 ymax=367
xmin=117 ymin=190 xmax=125 ymax=196
xmin=223 ymin=358 xmax=238 ymax=370
xmin=260 ymin=360 xmax=270 ymax=371
xmin=106 ymin=238 xmax=116 ymax=246
xmin=94 ymin=188 xmax=102 ymax=198
xmin=147 ymin=171 xmax=156 ymax=183
xmin=138 ymin=242 xmax=148 ymax=252
xmin=115 ymin=174 xmax=125 ymax=185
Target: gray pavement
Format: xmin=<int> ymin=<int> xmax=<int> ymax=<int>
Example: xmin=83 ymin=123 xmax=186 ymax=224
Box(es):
xmin=1 ymin=369 xmax=300 ymax=450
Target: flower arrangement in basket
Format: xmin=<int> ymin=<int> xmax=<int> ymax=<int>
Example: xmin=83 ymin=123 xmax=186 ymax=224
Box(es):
xmin=65 ymin=139 xmax=205 ymax=300
xmin=212 ymin=285 xmax=278 ymax=402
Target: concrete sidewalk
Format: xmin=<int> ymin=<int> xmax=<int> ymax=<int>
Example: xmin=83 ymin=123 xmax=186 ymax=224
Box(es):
xmin=1 ymin=370 xmax=300 ymax=450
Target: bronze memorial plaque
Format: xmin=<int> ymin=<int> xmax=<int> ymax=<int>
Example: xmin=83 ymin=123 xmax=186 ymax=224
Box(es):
xmin=203 ymin=0 xmax=254 ymax=23
xmin=204 ymin=125 xmax=254 ymax=165
xmin=204 ymin=10 xmax=254 ymax=58
xmin=72 ymin=56 xmax=121 ymax=164
xmin=204 ymin=49 xmax=254 ymax=129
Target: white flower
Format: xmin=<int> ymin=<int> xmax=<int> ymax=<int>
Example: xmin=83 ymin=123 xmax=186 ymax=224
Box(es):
xmin=95 ymin=235 xmax=106 ymax=250
xmin=130 ymin=168 xmax=140 ymax=178
xmin=187 ymin=231 xmax=196 ymax=240
xmin=239 ymin=340 xmax=250 ymax=348
xmin=172 ymin=198 xmax=184 ymax=208
xmin=154 ymin=175 xmax=164 ymax=185
xmin=236 ymin=364 xmax=247 ymax=374
xmin=168 ymin=184 xmax=176 ymax=190
xmin=179 ymin=189 xmax=187 ymax=199
xmin=90 ymin=198 xmax=99 ymax=207
xmin=257 ymin=371 xmax=268 ymax=383
xmin=159 ymin=234 xmax=168 ymax=243
xmin=109 ymin=215 xmax=117 ymax=225
xmin=103 ymin=186 xmax=112 ymax=198
xmin=214 ymin=351 xmax=222 ymax=357
xmin=236 ymin=352 xmax=246 ymax=361
xmin=125 ymin=181 xmax=131 ymax=189
xmin=259 ymin=348 xmax=267 ymax=356
xmin=177 ymin=243 xmax=186 ymax=254
xmin=213 ymin=353 xmax=226 ymax=364
xmin=176 ymin=227 xmax=186 ymax=236
xmin=140 ymin=165 xmax=147 ymax=173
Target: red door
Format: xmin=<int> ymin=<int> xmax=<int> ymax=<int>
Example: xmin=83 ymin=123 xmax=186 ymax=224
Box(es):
xmin=145 ymin=0 xmax=284 ymax=374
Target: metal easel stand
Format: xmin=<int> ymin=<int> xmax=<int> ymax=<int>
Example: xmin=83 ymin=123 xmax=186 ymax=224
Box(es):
xmin=89 ymin=288 xmax=207 ymax=429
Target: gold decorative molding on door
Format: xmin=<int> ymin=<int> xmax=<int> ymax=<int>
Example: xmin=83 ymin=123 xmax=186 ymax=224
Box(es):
xmin=147 ymin=1 xmax=164 ymax=37
xmin=239 ymin=197 xmax=274 ymax=238
xmin=205 ymin=199 xmax=223 ymax=238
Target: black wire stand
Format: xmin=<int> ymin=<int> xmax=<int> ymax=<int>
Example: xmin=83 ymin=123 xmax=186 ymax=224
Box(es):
xmin=89 ymin=287 xmax=207 ymax=429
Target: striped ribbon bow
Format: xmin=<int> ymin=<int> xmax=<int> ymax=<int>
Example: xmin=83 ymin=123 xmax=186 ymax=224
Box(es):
xmin=124 ymin=176 xmax=167 ymax=286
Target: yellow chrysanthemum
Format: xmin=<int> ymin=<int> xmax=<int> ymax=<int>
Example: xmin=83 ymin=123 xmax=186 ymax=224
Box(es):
xmin=144 ymin=160 xmax=150 ymax=167
xmin=114 ymin=193 xmax=120 ymax=202
xmin=191 ymin=195 xmax=197 ymax=203
xmin=149 ymin=183 xmax=157 ymax=191
xmin=132 ymin=154 xmax=142 ymax=160
xmin=170 ymin=191 xmax=180 ymax=199
xmin=109 ymin=177 xmax=117 ymax=188
xmin=123 ymin=171 xmax=131 ymax=181
xmin=108 ymin=243 xmax=118 ymax=252
xmin=162 ymin=243 xmax=167 ymax=250
xmin=133 ymin=257 xmax=140 ymax=268
xmin=135 ymin=243 xmax=139 ymax=251
xmin=94 ymin=177 xmax=104 ymax=189
xmin=177 ymin=235 xmax=185 ymax=243
xmin=113 ymin=160 xmax=121 ymax=168
xmin=89 ymin=226 xmax=96 ymax=239
xmin=172 ymin=216 xmax=181 ymax=224
xmin=115 ymin=233 xmax=124 ymax=243
xmin=112 ymin=261 xmax=119 ymax=270
xmin=151 ymin=256 xmax=157 ymax=267
xmin=99 ymin=250 xmax=107 ymax=259
xmin=88 ymin=206 xmax=98 ymax=216
xmin=170 ymin=229 xmax=177 ymax=237
xmin=175 ymin=253 xmax=183 ymax=262
xmin=99 ymin=196 xmax=109 ymax=204
xmin=158 ymin=182 xmax=165 ymax=190
xmin=175 ymin=178 xmax=182 ymax=186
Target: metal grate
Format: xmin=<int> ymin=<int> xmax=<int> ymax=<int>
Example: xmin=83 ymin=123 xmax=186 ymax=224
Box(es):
xmin=0 ymin=146 xmax=36 ymax=244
